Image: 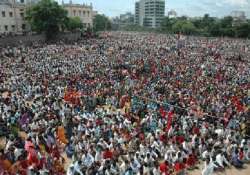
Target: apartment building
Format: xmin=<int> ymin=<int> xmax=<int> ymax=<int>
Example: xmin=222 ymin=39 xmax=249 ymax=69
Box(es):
xmin=135 ymin=0 xmax=165 ymax=28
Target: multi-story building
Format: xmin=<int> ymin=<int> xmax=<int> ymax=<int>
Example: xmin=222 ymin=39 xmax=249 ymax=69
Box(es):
xmin=0 ymin=0 xmax=28 ymax=34
xmin=231 ymin=11 xmax=246 ymax=21
xmin=135 ymin=2 xmax=140 ymax=25
xmin=135 ymin=0 xmax=165 ymax=28
xmin=110 ymin=17 xmax=120 ymax=30
xmin=119 ymin=12 xmax=134 ymax=28
xmin=0 ymin=0 xmax=97 ymax=34
xmin=63 ymin=1 xmax=96 ymax=29
xmin=230 ymin=11 xmax=247 ymax=26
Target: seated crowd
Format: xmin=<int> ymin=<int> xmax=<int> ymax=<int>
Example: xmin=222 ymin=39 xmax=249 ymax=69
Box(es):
xmin=0 ymin=32 xmax=249 ymax=175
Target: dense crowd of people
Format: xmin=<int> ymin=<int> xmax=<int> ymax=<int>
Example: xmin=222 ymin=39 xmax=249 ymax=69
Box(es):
xmin=0 ymin=32 xmax=249 ymax=175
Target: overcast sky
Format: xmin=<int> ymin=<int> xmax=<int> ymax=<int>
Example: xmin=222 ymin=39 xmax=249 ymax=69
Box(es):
xmin=60 ymin=0 xmax=250 ymax=18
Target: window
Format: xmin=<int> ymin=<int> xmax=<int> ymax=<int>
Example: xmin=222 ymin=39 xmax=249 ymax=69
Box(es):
xmin=73 ymin=10 xmax=76 ymax=16
xmin=20 ymin=12 xmax=24 ymax=18
xmin=4 ymin=25 xmax=8 ymax=31
xmin=87 ymin=11 xmax=89 ymax=17
xmin=22 ymin=24 xmax=26 ymax=30
xmin=79 ymin=10 xmax=81 ymax=16
xmin=11 ymin=25 xmax=15 ymax=31
xmin=83 ymin=11 xmax=85 ymax=16
xmin=9 ymin=12 xmax=13 ymax=17
xmin=20 ymin=0 xmax=24 ymax=3
xmin=2 ymin=11 xmax=5 ymax=17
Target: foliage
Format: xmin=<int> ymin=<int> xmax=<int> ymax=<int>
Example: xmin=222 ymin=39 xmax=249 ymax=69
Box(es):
xmin=160 ymin=17 xmax=177 ymax=33
xmin=66 ymin=17 xmax=83 ymax=31
xmin=159 ymin=14 xmax=250 ymax=38
xmin=235 ymin=23 xmax=250 ymax=38
xmin=121 ymin=24 xmax=156 ymax=32
xmin=93 ymin=14 xmax=112 ymax=32
xmin=172 ymin=20 xmax=197 ymax=35
xmin=25 ymin=0 xmax=68 ymax=39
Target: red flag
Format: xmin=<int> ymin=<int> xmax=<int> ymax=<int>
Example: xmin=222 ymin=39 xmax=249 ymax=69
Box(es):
xmin=64 ymin=88 xmax=81 ymax=105
xmin=165 ymin=111 xmax=174 ymax=131
xmin=159 ymin=106 xmax=167 ymax=118
xmin=231 ymin=96 xmax=244 ymax=112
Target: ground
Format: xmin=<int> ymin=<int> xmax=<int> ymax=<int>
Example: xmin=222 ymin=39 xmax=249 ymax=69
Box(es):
xmin=190 ymin=164 xmax=250 ymax=175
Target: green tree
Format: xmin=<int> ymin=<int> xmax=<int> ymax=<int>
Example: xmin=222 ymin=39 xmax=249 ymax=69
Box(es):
xmin=25 ymin=0 xmax=68 ymax=39
xmin=182 ymin=21 xmax=197 ymax=35
xmin=235 ymin=23 xmax=250 ymax=38
xmin=219 ymin=16 xmax=235 ymax=37
xmin=66 ymin=17 xmax=83 ymax=31
xmin=93 ymin=14 xmax=111 ymax=32
xmin=172 ymin=20 xmax=197 ymax=35
xmin=220 ymin=16 xmax=234 ymax=28
xmin=202 ymin=14 xmax=215 ymax=27
xmin=208 ymin=22 xmax=222 ymax=37
xmin=160 ymin=17 xmax=177 ymax=33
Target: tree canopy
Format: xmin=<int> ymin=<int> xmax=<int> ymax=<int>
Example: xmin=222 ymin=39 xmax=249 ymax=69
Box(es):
xmin=160 ymin=14 xmax=250 ymax=38
xmin=66 ymin=17 xmax=83 ymax=31
xmin=93 ymin=14 xmax=111 ymax=32
xmin=25 ymin=0 xmax=68 ymax=39
xmin=172 ymin=20 xmax=196 ymax=35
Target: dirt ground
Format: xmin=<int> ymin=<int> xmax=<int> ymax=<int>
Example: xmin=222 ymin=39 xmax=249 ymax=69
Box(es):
xmin=189 ymin=164 xmax=250 ymax=175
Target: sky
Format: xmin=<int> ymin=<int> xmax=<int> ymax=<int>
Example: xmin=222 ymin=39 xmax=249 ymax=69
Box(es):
xmin=61 ymin=0 xmax=250 ymax=18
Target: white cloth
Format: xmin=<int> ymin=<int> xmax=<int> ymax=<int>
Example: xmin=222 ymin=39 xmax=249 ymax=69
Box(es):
xmin=202 ymin=161 xmax=218 ymax=175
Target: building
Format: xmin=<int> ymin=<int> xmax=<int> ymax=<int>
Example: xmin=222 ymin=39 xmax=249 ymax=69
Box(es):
xmin=135 ymin=0 xmax=165 ymax=28
xmin=119 ymin=12 xmax=134 ymax=28
xmin=231 ymin=11 xmax=246 ymax=21
xmin=110 ymin=17 xmax=120 ymax=30
xmin=168 ymin=9 xmax=177 ymax=18
xmin=63 ymin=1 xmax=96 ymax=29
xmin=0 ymin=0 xmax=29 ymax=34
xmin=0 ymin=0 xmax=97 ymax=35
xmin=230 ymin=11 xmax=247 ymax=26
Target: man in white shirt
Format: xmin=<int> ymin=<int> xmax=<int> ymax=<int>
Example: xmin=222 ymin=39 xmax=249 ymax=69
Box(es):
xmin=73 ymin=160 xmax=84 ymax=175
xmin=82 ymin=151 xmax=94 ymax=168
xmin=66 ymin=165 xmax=74 ymax=175
xmin=215 ymin=151 xmax=230 ymax=168
xmin=130 ymin=157 xmax=141 ymax=173
xmin=202 ymin=158 xmax=219 ymax=175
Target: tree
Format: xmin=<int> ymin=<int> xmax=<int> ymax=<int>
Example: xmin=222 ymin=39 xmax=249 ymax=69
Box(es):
xmin=220 ymin=16 xmax=233 ymax=28
xmin=160 ymin=17 xmax=177 ymax=33
xmin=217 ymin=16 xmax=235 ymax=37
xmin=182 ymin=21 xmax=197 ymax=35
xmin=202 ymin=14 xmax=215 ymax=27
xmin=235 ymin=23 xmax=250 ymax=38
xmin=93 ymin=14 xmax=111 ymax=32
xmin=208 ymin=22 xmax=222 ymax=37
xmin=172 ymin=20 xmax=197 ymax=35
xmin=66 ymin=17 xmax=83 ymax=31
xmin=26 ymin=0 xmax=68 ymax=39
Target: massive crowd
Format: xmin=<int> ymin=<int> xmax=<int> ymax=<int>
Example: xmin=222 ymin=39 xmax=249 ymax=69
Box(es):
xmin=0 ymin=32 xmax=249 ymax=175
